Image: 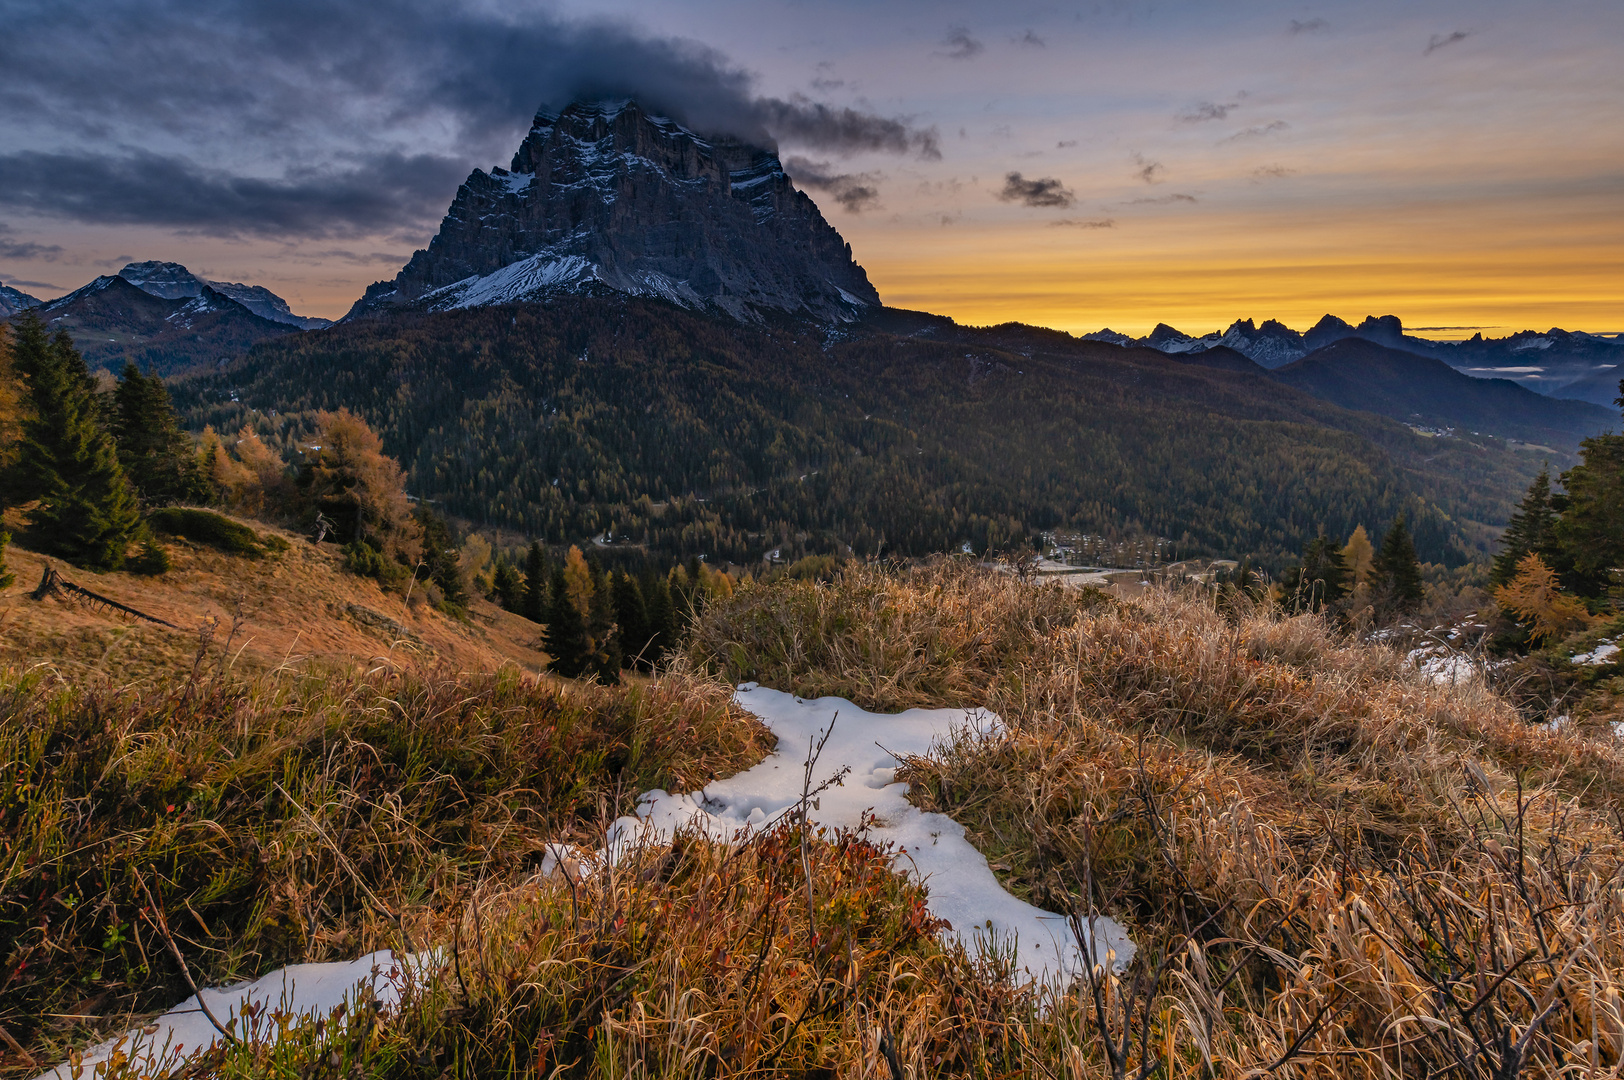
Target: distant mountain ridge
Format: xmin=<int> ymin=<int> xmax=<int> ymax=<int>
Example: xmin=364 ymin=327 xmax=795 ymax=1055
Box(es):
xmin=23 ymin=274 xmax=296 ymax=375
xmin=1089 ymin=313 xmax=1624 ymax=406
xmin=117 ymin=262 xmax=331 ymax=329
xmin=1269 ymin=337 xmax=1614 ymax=450
xmin=348 ymin=99 xmax=880 ymax=324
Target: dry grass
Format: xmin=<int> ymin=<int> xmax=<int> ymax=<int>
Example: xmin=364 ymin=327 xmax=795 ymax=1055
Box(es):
xmin=15 ymin=560 xmax=1624 ymax=1078
xmin=690 ymin=562 xmax=1624 ymax=1078
xmin=0 ymin=522 xmax=550 ymax=682
xmin=683 ymin=557 xmax=1110 ymax=711
xmin=0 ymin=662 xmax=768 ymax=1070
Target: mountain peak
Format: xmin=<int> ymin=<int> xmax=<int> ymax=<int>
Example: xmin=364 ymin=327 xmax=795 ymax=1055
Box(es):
xmin=351 ymin=96 xmax=880 ymax=323
xmin=116 ymin=260 xmax=329 ymax=328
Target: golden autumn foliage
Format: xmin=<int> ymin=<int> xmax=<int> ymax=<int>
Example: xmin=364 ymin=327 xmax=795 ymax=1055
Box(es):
xmin=1494 ymin=552 xmax=1598 ymax=642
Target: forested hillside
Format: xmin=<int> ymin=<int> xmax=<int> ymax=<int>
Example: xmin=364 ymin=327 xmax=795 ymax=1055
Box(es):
xmin=175 ymin=298 xmax=1553 ymax=567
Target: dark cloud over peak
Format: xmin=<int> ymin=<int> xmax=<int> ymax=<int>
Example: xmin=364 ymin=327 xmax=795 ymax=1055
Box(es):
xmin=997 ymin=172 xmax=1075 ymax=208
xmin=1424 ymin=30 xmax=1471 ymax=55
xmin=0 ymin=224 xmax=64 ymax=261
xmin=1128 ymin=193 xmax=1197 ymax=205
xmin=1051 ymin=218 xmax=1113 ymax=228
xmin=784 ymin=156 xmax=884 ymax=213
xmin=1290 ymin=18 xmax=1329 ymax=34
xmin=0 ymin=0 xmax=939 ymax=238
xmin=1131 ymin=154 xmax=1164 ymax=184
xmin=1016 ymin=30 xmax=1046 ymax=47
xmin=939 ymin=27 xmax=985 ymax=59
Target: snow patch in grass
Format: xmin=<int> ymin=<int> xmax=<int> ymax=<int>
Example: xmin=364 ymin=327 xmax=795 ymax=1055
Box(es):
xmin=610 ymin=685 xmax=1136 ymax=982
xmin=34 ymin=952 xmax=424 ymax=1080
xmin=1572 ymin=641 xmax=1619 ymax=666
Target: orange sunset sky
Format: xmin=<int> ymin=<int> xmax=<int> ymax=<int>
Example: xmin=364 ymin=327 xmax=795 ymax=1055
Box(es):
xmin=2 ymin=0 xmax=1619 ymax=337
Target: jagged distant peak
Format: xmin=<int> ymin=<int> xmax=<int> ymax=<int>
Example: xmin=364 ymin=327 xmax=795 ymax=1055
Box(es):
xmin=349 ymin=96 xmax=879 ymax=324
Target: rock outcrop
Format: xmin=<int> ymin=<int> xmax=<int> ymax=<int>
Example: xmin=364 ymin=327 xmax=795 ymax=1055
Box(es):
xmin=349 ymin=99 xmax=880 ymax=323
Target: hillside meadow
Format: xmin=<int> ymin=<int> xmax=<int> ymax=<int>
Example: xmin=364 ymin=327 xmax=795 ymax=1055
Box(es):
xmin=5 ymin=550 xmax=1623 ymax=1078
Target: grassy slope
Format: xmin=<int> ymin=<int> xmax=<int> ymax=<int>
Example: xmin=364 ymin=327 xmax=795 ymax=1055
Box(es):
xmin=0 ymin=515 xmax=548 ymax=681
xmin=8 ymin=561 xmax=1624 ymax=1078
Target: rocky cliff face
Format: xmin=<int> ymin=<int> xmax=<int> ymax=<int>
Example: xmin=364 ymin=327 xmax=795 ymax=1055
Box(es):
xmin=350 ymin=99 xmax=881 ymax=323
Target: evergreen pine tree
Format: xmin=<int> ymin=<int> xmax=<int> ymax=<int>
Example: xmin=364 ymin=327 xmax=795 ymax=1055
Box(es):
xmin=611 ymin=570 xmax=651 ymax=667
xmin=0 ymin=324 xmax=23 ymax=509
xmin=112 ymin=362 xmax=206 ymax=505
xmin=491 ymin=557 xmax=523 ymax=611
xmin=543 ymin=563 xmax=590 ymax=677
xmin=416 ymin=507 xmax=466 ymax=607
xmin=642 ymin=571 xmax=678 ymax=662
xmin=522 ymin=541 xmax=548 ymax=622
xmin=587 ymin=565 xmax=622 ymax=683
xmin=1372 ymin=514 xmax=1426 ymax=613
xmin=1552 ymin=427 xmax=1624 ymax=598
xmin=1285 ymin=530 xmax=1350 ymax=613
xmin=10 ymin=316 xmax=142 ymax=569
xmin=1491 ymin=468 xmax=1559 ymax=587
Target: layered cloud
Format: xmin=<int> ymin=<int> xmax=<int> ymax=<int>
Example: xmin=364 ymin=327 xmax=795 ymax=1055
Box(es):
xmin=0 ymin=0 xmax=938 ymax=237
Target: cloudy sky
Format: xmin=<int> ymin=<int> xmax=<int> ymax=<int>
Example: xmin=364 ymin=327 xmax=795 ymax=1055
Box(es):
xmin=1 ymin=0 xmax=1619 ymax=335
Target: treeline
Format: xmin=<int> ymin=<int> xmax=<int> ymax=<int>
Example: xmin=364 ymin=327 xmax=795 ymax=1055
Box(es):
xmin=172 ymin=297 xmax=1541 ymax=571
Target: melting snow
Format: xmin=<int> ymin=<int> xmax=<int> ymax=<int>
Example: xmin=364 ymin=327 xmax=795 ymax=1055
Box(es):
xmin=609 ymin=686 xmax=1136 ymax=982
xmin=1407 ymin=646 xmax=1478 ymax=686
xmin=33 ymin=952 xmax=425 ymax=1080
xmin=1571 ymin=641 xmax=1619 ymax=666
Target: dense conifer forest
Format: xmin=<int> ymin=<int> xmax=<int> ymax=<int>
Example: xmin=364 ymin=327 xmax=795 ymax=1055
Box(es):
xmin=172 ymin=298 xmax=1551 ymax=568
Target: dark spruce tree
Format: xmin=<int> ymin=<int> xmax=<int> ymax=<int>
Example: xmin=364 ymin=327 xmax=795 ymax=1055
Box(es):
xmin=491 ymin=557 xmax=523 ymax=611
xmin=611 ymin=570 xmax=652 ymax=668
xmin=10 ymin=315 xmax=142 ymax=570
xmin=416 ymin=507 xmax=466 ymax=608
xmin=1490 ymin=468 xmax=1559 ymax=588
xmin=642 ymin=571 xmax=678 ymax=663
xmin=522 ymin=541 xmax=548 ymax=623
xmin=1284 ymin=530 xmax=1350 ymax=613
xmin=1372 ymin=514 xmax=1426 ymax=614
xmin=111 ymin=362 xmax=206 ymax=506
xmin=1552 ymin=395 xmax=1624 ymax=597
xmin=543 ymin=564 xmax=591 ymax=677
xmin=587 ymin=564 xmax=622 ymax=683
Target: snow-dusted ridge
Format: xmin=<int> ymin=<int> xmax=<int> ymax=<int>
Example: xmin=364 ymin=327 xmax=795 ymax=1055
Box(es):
xmin=349 ymin=97 xmax=879 ymax=325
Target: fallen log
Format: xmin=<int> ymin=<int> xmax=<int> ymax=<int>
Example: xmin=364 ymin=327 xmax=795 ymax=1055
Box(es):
xmin=30 ymin=564 xmax=179 ymax=629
